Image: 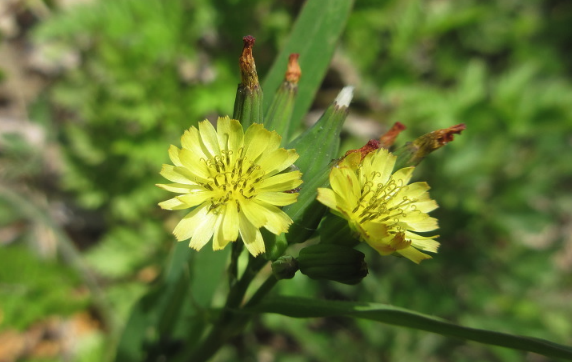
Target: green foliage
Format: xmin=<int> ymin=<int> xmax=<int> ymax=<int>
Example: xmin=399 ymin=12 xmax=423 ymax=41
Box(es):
xmin=84 ymin=223 xmax=164 ymax=278
xmin=35 ymin=0 xmax=234 ymax=220
xmin=2 ymin=0 xmax=571 ymax=361
xmin=0 ymin=246 xmax=87 ymax=330
xmin=334 ymin=0 xmax=572 ymax=359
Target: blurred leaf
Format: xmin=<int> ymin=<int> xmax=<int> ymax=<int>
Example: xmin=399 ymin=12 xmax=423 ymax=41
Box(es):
xmin=114 ymin=242 xmax=229 ymax=361
xmin=0 ymin=246 xmax=87 ymax=330
xmin=85 ymin=224 xmax=164 ymax=278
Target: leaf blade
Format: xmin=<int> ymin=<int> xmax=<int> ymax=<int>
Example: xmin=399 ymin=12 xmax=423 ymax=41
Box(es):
xmin=248 ymin=296 xmax=572 ymax=360
xmin=262 ymin=0 xmax=354 ymax=129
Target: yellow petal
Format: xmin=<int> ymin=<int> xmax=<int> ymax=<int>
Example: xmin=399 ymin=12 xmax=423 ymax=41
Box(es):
xmin=256 ymin=202 xmax=292 ymax=235
xmin=406 ymin=232 xmax=440 ymax=253
xmin=338 ymin=152 xmax=361 ymax=170
xmin=222 ymin=202 xmax=240 ymax=242
xmin=156 ymin=183 xmax=201 ymax=194
xmin=179 ymin=148 xmax=211 ymax=182
xmin=329 ymin=167 xmax=350 ymax=197
xmin=328 ymin=167 xmax=359 ymax=210
xmin=396 ymin=246 xmax=432 ymax=264
xmin=243 ymin=123 xmax=271 ymax=161
xmin=401 ymin=213 xmax=439 ymax=232
xmin=239 ymin=212 xmax=265 ymax=256
xmin=160 ymin=164 xmax=194 ymax=184
xmin=364 ymin=238 xmax=395 ymax=256
xmin=177 ymin=191 xmax=213 ymax=208
xmin=212 ymin=214 xmax=233 ymax=250
xmin=181 ymin=127 xmax=208 ymax=159
xmin=257 ymin=171 xmax=303 ymax=192
xmin=256 ymin=192 xmax=298 ymax=206
xmin=403 ymin=182 xmax=431 ymax=198
xmin=413 ymin=199 xmax=439 ymax=213
xmin=172 ymin=205 xmax=209 ymax=241
xmin=256 ymin=148 xmax=299 ymax=177
xmin=366 ymin=149 xmax=396 ymax=185
xmin=216 ymin=117 xmax=244 ymax=153
xmin=158 ymin=197 xmax=189 ymax=210
xmin=168 ymin=145 xmax=183 ymax=167
xmin=188 ymin=210 xmax=218 ymax=250
xmin=261 ymin=130 xmax=282 ymax=154
xmin=390 ymin=166 xmax=414 ymax=186
xmin=198 ymin=120 xmax=221 ymax=158
xmin=317 ymin=188 xmax=346 ymax=213
xmin=241 ymin=199 xmax=291 ymax=235
xmin=238 ymin=198 xmax=267 ymax=228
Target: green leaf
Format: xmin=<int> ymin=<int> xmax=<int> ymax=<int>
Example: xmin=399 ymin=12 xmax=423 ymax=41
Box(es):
xmin=247 ymin=296 xmax=572 ymax=360
xmin=262 ymin=0 xmax=354 ymax=128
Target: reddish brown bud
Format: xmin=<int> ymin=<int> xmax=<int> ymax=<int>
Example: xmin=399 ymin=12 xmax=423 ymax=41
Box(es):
xmin=394 ymin=123 xmax=466 ymax=168
xmin=379 ymin=122 xmax=407 ymax=149
xmin=285 ymin=53 xmax=301 ymax=84
xmin=430 ymin=123 xmax=467 ymax=146
xmin=343 ymin=139 xmax=381 ymax=161
xmin=239 ymin=35 xmax=259 ymax=89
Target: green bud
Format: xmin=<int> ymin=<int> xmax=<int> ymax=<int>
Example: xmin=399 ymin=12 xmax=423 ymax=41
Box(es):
xmin=283 ymin=87 xmax=353 ymax=244
xmin=297 ymin=244 xmax=368 ymax=285
xmin=393 ymin=124 xmax=466 ymax=169
xmin=263 ymin=232 xmax=289 ymax=261
xmin=265 ymin=54 xmax=301 ymax=145
xmin=318 ymin=212 xmax=359 ymax=248
xmin=271 ymin=255 xmax=299 ymax=280
xmin=233 ymin=35 xmax=263 ymax=128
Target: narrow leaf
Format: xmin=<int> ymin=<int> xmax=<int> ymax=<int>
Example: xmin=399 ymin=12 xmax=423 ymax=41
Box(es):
xmin=262 ymin=0 xmax=354 ymax=128
xmin=247 ymin=296 xmax=572 ymax=360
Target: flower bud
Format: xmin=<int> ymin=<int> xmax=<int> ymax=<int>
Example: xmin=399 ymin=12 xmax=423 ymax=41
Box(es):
xmin=283 ymin=87 xmax=353 ymax=244
xmin=318 ymin=213 xmax=359 ymax=248
xmin=271 ymin=255 xmax=299 ymax=280
xmin=233 ymin=36 xmax=263 ymax=128
xmin=393 ymin=124 xmax=466 ymax=169
xmin=265 ymin=53 xmax=301 ymax=144
xmin=297 ymin=244 xmax=368 ymax=285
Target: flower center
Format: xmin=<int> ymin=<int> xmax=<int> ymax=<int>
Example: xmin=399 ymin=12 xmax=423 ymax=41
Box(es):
xmin=201 ymin=148 xmax=265 ymax=213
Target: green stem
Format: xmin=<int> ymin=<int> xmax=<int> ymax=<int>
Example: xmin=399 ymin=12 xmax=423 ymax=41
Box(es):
xmin=244 ymin=275 xmax=279 ymax=308
xmin=188 ymin=256 xmax=268 ymax=361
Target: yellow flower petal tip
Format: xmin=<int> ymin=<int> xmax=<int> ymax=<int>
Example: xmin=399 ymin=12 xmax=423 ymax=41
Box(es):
xmin=157 ymin=117 xmax=303 ymax=256
xmin=317 ymin=148 xmax=439 ymax=264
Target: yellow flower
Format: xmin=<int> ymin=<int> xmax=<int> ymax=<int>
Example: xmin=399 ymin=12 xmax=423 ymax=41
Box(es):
xmin=157 ymin=116 xmax=302 ymax=256
xmin=317 ymin=149 xmax=439 ymax=264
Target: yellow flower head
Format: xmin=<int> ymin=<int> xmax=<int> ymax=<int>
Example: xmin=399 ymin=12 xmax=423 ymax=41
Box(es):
xmin=157 ymin=116 xmax=303 ymax=256
xmin=317 ymin=149 xmax=439 ymax=264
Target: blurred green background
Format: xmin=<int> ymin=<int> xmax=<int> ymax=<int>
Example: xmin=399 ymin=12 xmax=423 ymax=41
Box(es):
xmin=1 ymin=0 xmax=571 ymax=361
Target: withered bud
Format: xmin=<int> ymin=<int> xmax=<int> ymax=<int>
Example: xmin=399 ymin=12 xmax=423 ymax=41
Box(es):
xmin=394 ymin=123 xmax=466 ymax=168
xmin=343 ymin=139 xmax=381 ymax=161
xmin=379 ymin=122 xmax=407 ymax=149
xmin=285 ymin=53 xmax=301 ymax=84
xmin=239 ymin=35 xmax=259 ymax=89
xmin=412 ymin=123 xmax=466 ymax=154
